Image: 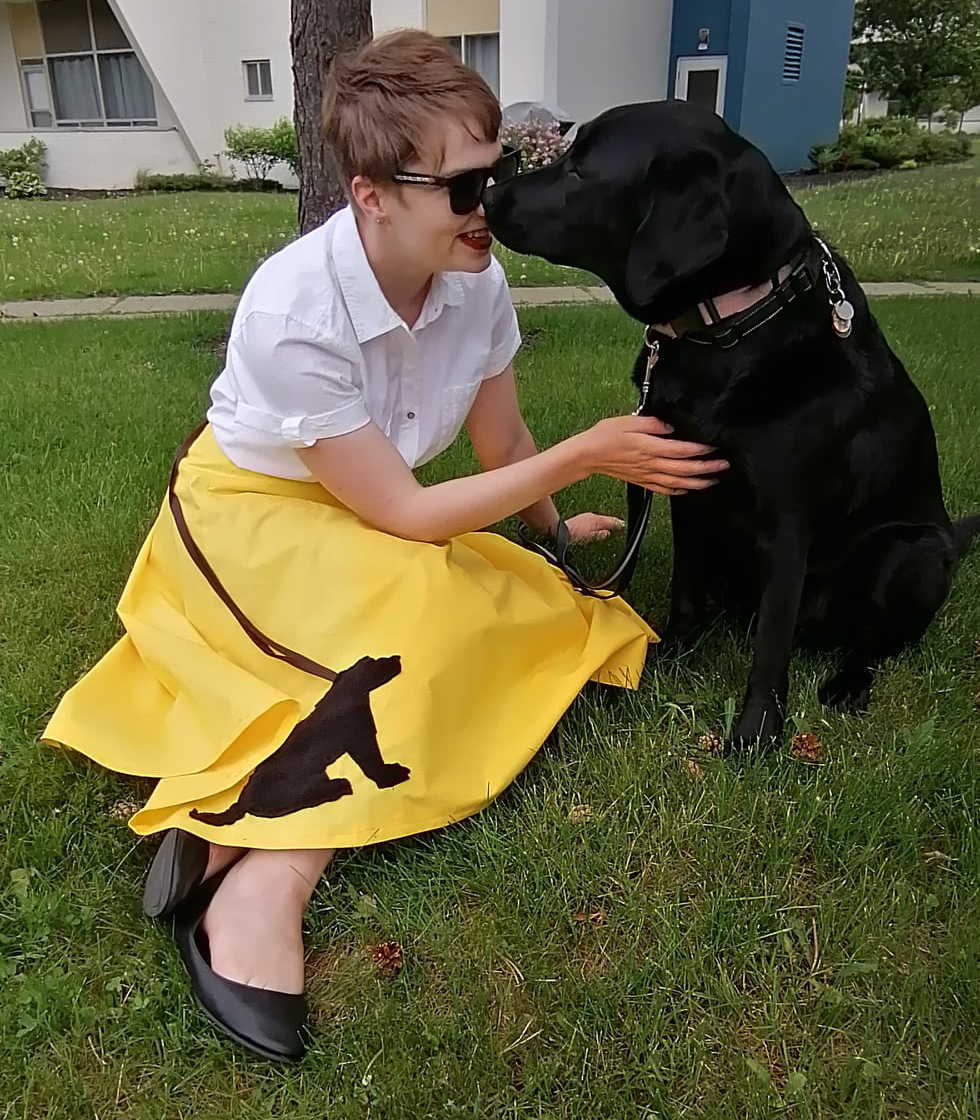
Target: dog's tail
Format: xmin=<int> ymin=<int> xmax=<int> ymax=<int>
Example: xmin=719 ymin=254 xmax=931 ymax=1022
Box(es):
xmin=189 ymin=803 xmax=245 ymax=827
xmin=952 ymin=514 xmax=980 ymax=560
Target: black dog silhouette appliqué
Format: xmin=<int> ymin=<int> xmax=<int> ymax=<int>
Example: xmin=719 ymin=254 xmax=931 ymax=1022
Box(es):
xmin=190 ymin=655 xmax=409 ymax=826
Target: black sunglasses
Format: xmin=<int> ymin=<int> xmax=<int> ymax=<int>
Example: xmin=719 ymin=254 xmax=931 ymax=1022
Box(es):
xmin=391 ymin=146 xmax=522 ymax=215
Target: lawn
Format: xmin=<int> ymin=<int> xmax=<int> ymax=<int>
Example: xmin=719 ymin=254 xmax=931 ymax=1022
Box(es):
xmin=1 ymin=149 xmax=977 ymax=301
xmin=1 ymin=298 xmax=978 ymax=1117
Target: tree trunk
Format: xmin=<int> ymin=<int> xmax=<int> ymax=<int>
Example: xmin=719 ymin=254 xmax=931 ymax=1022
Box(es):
xmin=291 ymin=0 xmax=372 ymax=234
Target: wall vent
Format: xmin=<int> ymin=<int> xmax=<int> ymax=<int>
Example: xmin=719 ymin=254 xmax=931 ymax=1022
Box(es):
xmin=783 ymin=25 xmax=805 ymax=82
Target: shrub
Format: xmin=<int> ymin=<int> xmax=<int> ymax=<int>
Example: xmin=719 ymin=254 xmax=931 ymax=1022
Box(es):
xmin=133 ymin=169 xmax=281 ymax=193
xmin=222 ymin=119 xmax=298 ymax=180
xmin=918 ymin=129 xmax=971 ymax=163
xmin=266 ymin=117 xmax=299 ymax=177
xmin=135 ymin=171 xmax=229 ymax=191
xmin=4 ymin=170 xmax=47 ymax=198
xmin=224 ymin=124 xmax=279 ymax=180
xmin=809 ymin=143 xmax=838 ymax=174
xmin=0 ymin=137 xmax=46 ymax=192
xmin=810 ymin=116 xmax=971 ymax=174
xmin=501 ymin=118 xmax=569 ymax=172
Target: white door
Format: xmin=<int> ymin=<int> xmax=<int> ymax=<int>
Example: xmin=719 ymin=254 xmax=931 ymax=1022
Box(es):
xmin=675 ymin=56 xmax=728 ymax=116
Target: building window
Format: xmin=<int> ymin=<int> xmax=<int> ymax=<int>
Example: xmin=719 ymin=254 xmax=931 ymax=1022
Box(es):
xmin=782 ymin=25 xmax=805 ymax=83
xmin=29 ymin=0 xmax=156 ymax=128
xmin=19 ymin=60 xmax=54 ymax=128
xmin=244 ymin=60 xmax=273 ymax=100
xmin=443 ymin=34 xmax=499 ymax=96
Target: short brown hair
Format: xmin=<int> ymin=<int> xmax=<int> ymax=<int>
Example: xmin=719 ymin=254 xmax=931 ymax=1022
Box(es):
xmin=322 ymin=29 xmax=501 ymax=188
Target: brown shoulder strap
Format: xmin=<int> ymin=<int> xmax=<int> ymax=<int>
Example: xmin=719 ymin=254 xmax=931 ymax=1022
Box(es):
xmin=167 ymin=425 xmax=338 ymax=683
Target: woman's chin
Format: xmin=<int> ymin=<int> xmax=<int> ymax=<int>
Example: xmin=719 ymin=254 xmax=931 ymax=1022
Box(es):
xmin=448 ymin=244 xmax=493 ymax=273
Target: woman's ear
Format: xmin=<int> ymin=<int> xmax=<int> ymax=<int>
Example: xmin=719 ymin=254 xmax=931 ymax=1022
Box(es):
xmin=624 ymin=152 xmax=729 ymax=309
xmin=351 ymin=175 xmax=386 ymax=223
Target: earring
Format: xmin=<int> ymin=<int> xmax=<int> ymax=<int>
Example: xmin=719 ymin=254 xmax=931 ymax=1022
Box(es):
xmin=375 ymin=215 xmax=387 ymax=225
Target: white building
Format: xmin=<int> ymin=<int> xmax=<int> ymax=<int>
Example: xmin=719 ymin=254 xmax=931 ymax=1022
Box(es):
xmin=857 ymin=89 xmax=980 ymax=132
xmin=372 ymin=0 xmax=673 ymax=127
xmin=0 ymin=0 xmax=680 ymax=191
xmin=0 ymin=0 xmax=295 ymax=189
xmin=3 ymin=1 xmax=890 ymax=190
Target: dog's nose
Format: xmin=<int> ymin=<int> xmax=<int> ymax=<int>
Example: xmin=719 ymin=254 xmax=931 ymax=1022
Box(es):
xmin=483 ymin=181 xmax=506 ymax=216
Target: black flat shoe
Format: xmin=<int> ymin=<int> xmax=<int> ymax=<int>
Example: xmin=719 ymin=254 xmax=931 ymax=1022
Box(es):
xmin=173 ymin=871 xmax=308 ymax=1063
xmin=142 ymin=829 xmax=209 ymax=919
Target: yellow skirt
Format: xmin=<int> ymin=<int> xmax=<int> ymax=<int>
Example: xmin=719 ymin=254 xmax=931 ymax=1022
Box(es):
xmin=43 ymin=426 xmax=655 ymax=850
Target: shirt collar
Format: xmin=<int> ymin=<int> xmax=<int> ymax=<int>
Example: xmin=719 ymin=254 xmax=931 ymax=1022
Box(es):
xmin=414 ymin=269 xmax=467 ymax=331
xmin=333 ymin=206 xmax=468 ymax=342
xmin=333 ymin=207 xmax=403 ymax=343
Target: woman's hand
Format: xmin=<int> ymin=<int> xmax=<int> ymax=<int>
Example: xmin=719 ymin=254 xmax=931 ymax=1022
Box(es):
xmin=573 ymin=415 xmax=729 ymax=496
xmin=565 ymin=512 xmax=625 ymax=543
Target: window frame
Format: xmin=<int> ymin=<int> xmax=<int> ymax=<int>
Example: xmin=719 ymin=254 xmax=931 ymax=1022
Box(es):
xmin=441 ymin=33 xmax=500 ymax=95
xmin=18 ymin=59 xmax=54 ymax=129
xmin=20 ymin=0 xmax=157 ymax=129
xmin=243 ymin=59 xmax=274 ymax=102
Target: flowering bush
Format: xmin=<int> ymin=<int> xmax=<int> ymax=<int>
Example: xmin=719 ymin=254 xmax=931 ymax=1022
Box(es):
xmin=501 ymin=119 xmax=569 ymax=172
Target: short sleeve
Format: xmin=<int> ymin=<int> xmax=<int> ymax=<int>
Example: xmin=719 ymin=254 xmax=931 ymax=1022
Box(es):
xmin=484 ymin=259 xmax=522 ymax=378
xmin=229 ymin=311 xmax=371 ymax=447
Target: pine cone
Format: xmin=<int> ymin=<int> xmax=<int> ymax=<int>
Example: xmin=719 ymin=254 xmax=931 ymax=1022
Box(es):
xmin=697 ymin=731 xmax=725 ymax=756
xmin=369 ymin=941 xmax=404 ymax=978
xmin=568 ymin=803 xmax=594 ymax=824
xmin=572 ymin=909 xmax=606 ymax=927
xmin=791 ymin=732 xmax=823 ymax=763
xmin=108 ymin=799 xmax=140 ymax=821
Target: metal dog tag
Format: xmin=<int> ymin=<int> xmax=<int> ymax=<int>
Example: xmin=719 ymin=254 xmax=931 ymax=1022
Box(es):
xmin=832 ymin=299 xmax=854 ymax=338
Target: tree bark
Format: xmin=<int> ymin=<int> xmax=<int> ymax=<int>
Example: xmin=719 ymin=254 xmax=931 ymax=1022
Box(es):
xmin=291 ymin=0 xmax=372 ymax=234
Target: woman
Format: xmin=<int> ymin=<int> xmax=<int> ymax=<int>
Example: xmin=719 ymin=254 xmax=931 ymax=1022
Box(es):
xmin=43 ymin=31 xmax=727 ymax=1062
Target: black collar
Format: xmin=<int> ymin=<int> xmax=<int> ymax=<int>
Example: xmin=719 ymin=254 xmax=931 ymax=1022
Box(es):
xmin=652 ymin=241 xmax=822 ymax=350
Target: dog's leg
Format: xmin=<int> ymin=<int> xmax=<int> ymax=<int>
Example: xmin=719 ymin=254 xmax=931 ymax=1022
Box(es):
xmin=660 ymin=500 xmax=716 ymax=647
xmin=727 ymin=522 xmax=809 ymax=753
xmin=819 ymin=524 xmax=956 ymax=712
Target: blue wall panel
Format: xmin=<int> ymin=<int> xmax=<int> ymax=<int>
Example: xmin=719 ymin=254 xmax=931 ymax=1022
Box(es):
xmin=669 ymin=0 xmax=855 ymax=171
xmin=669 ymin=0 xmax=732 ymax=59
xmin=738 ymin=0 xmax=855 ymax=171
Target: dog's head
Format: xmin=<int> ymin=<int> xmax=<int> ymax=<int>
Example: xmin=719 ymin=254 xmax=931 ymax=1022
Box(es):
xmin=485 ymin=101 xmax=810 ymax=323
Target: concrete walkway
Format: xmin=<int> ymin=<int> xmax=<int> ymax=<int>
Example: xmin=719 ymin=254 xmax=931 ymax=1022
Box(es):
xmin=1 ymin=281 xmax=976 ymax=322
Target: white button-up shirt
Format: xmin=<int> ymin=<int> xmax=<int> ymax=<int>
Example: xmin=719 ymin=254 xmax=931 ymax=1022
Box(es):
xmin=207 ymin=206 xmax=521 ymax=480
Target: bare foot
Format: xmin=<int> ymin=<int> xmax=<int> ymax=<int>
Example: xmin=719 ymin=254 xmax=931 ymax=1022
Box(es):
xmin=200 ymin=848 xmax=334 ymax=995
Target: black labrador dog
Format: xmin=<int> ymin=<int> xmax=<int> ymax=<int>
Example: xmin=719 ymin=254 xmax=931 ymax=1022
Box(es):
xmin=485 ymin=101 xmax=978 ymax=752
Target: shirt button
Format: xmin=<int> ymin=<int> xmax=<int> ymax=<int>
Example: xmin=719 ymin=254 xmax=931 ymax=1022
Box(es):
xmin=407 ymin=411 xmax=416 ymax=419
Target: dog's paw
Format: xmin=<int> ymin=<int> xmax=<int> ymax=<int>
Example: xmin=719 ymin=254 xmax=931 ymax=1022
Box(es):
xmin=819 ymin=668 xmax=872 ymax=713
xmin=375 ymin=762 xmax=411 ymax=788
xmin=652 ymin=625 xmax=698 ymax=657
xmin=725 ymin=706 xmax=784 ymax=755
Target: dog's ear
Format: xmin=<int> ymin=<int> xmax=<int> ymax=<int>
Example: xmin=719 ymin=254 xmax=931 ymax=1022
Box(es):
xmin=624 ymin=152 xmax=730 ymax=308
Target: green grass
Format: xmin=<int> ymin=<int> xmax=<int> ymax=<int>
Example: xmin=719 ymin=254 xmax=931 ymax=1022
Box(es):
xmin=1 ymin=300 xmax=978 ymax=1117
xmin=801 ymin=151 xmax=980 ymax=282
xmin=1 ymin=147 xmax=977 ymax=300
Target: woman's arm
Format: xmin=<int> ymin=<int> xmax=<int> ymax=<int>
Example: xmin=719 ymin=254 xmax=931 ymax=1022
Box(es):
xmin=296 ymin=417 xmax=590 ymax=542
xmin=295 ymin=384 xmax=727 ymax=543
xmin=464 ymin=366 xmax=561 ymax=536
